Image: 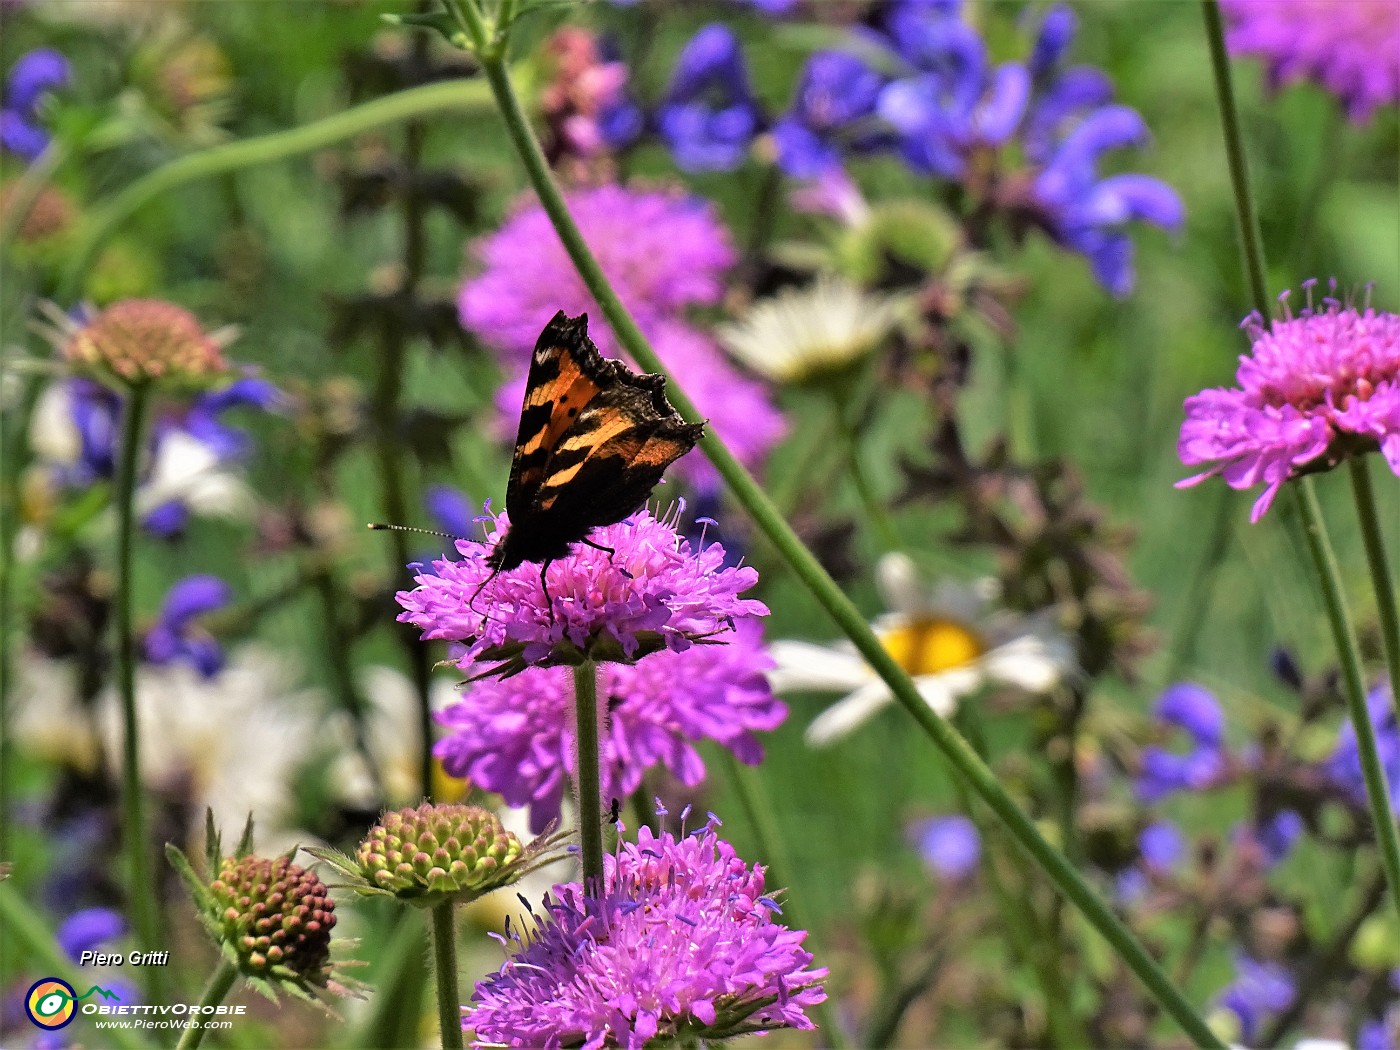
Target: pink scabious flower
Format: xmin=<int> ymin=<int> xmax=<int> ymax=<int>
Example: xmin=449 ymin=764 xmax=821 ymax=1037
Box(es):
xmin=461 ymin=184 xmax=735 ymax=358
xmin=465 ymin=812 xmax=828 ymax=1048
xmin=1177 ymin=283 xmax=1400 ymax=522
xmin=459 ymin=184 xmax=784 ymax=479
xmin=1221 ymin=0 xmax=1400 ymax=123
xmin=395 ymin=505 xmax=768 ymax=677
xmin=435 ymin=619 xmax=783 ymax=832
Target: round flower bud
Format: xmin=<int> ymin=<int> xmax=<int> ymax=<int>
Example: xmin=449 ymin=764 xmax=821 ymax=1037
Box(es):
xmin=208 ymin=854 xmax=336 ymax=982
xmin=356 ymin=803 xmax=524 ymax=904
xmin=64 ymin=299 xmax=227 ymax=387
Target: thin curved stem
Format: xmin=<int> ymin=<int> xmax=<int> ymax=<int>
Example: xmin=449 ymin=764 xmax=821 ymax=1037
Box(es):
xmin=1293 ymin=481 xmax=1400 ymax=920
xmin=59 ymin=77 xmax=493 ymax=299
xmin=1349 ymin=459 xmax=1400 ymax=724
xmin=465 ymin=35 xmax=1223 ymax=1048
xmin=431 ymin=901 xmax=465 ymax=1050
xmin=1201 ymin=0 xmax=1271 ymax=316
xmin=174 ymin=958 xmax=238 ymax=1050
xmin=573 ymin=660 xmax=605 ymax=893
xmin=113 ymin=382 xmax=162 ymax=1003
xmin=0 ymin=139 xmax=68 ymax=250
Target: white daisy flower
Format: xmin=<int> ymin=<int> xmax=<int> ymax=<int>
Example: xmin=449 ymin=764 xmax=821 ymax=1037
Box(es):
xmin=716 ymin=274 xmax=907 ymax=383
xmin=770 ymin=553 xmax=1076 ymax=747
xmin=14 ymin=644 xmax=320 ymax=840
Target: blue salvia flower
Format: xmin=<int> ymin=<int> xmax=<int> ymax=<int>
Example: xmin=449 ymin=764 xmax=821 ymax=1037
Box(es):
xmin=772 ymin=51 xmax=887 ymax=178
xmin=56 ymin=908 xmax=126 ymax=960
xmin=1 ymin=48 xmax=70 ymax=160
xmin=1219 ymin=955 xmax=1294 ymax=1044
xmin=769 ymin=0 xmax=1181 ymax=296
xmin=1326 ymin=682 xmax=1400 ymax=808
xmin=1135 ymin=682 xmax=1227 ymax=802
xmin=658 ymin=25 xmax=763 ymax=172
xmin=909 ymin=814 xmax=980 ymax=881
xmin=142 ymin=575 xmax=232 ymax=678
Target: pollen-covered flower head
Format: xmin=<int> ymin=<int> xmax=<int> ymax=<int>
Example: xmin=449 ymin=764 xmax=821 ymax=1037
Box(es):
xmin=435 ymin=617 xmax=784 ymax=832
xmin=465 ymin=811 xmax=827 ymax=1047
xmin=1177 ymin=283 xmax=1400 ymax=521
xmin=1222 ymin=0 xmax=1400 ymax=123
xmin=717 ymin=275 xmax=908 ymax=384
xmin=396 ymin=504 xmax=767 ymax=677
xmin=62 ymin=299 xmax=229 ymax=388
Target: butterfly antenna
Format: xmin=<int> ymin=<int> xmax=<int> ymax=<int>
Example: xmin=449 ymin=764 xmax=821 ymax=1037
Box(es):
xmin=367 ymin=522 xmax=469 ymax=542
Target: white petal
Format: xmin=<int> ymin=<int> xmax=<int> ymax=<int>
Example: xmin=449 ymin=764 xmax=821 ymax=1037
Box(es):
xmin=982 ymin=634 xmax=1073 ymax=692
xmin=805 ymin=679 xmax=894 ymax=746
xmin=916 ymin=669 xmax=978 ymax=713
xmin=876 ymin=552 xmax=925 ymax=614
xmin=29 ymin=383 xmax=81 ymax=464
xmin=768 ymin=640 xmax=870 ymax=692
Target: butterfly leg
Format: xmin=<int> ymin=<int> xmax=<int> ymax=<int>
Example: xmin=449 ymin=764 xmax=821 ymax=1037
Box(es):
xmin=539 ymin=560 xmax=556 ymax=625
xmin=581 ymin=537 xmax=632 ymax=580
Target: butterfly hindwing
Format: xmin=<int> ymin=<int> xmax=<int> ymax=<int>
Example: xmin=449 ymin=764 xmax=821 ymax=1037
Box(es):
xmin=493 ymin=311 xmax=704 ymax=570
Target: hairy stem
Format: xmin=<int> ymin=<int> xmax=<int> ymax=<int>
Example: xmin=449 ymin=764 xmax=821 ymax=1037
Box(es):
xmin=1201 ymin=0 xmax=1271 ymax=315
xmin=113 ymin=382 xmax=162 ymax=1004
xmin=174 ymin=959 xmax=238 ymax=1050
xmin=431 ymin=901 xmax=465 ymax=1050
xmin=1349 ymin=459 xmax=1400 ymax=725
xmin=573 ymin=659 xmax=605 ymax=892
xmin=1293 ymin=481 xmax=1400 ymax=920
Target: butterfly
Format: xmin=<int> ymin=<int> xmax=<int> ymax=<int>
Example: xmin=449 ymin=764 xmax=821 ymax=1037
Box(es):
xmin=487 ymin=310 xmax=705 ymax=583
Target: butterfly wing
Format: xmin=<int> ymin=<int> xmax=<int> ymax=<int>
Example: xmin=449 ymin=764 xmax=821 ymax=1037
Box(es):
xmin=497 ymin=311 xmax=703 ymax=567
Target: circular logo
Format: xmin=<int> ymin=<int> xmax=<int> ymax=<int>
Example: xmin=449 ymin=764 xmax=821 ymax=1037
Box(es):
xmin=25 ymin=978 xmax=78 ymax=1030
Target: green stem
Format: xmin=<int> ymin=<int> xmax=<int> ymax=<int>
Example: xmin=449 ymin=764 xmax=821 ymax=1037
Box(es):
xmin=465 ymin=38 xmax=1223 ymax=1048
xmin=1349 ymin=459 xmax=1400 ymax=724
xmin=0 ymin=883 xmax=148 ymax=1050
xmin=113 ymin=382 xmax=162 ymax=1003
xmin=58 ymin=78 xmax=493 ymax=300
xmin=174 ymin=958 xmax=238 ymax=1050
xmin=431 ymin=901 xmax=464 ymax=1050
xmin=351 ymin=908 xmax=428 ymax=1050
xmin=573 ymin=660 xmax=605 ymax=892
xmin=0 ymin=139 xmax=67 ymax=250
xmin=1200 ymin=0 xmax=1271 ymax=316
xmin=1293 ymin=481 xmax=1400 ymax=919
xmin=723 ymin=754 xmax=849 ymax=1049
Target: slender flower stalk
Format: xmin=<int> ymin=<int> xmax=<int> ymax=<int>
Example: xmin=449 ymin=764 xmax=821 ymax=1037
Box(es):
xmin=1201 ymin=0 xmax=1400 ymax=923
xmin=1201 ymin=0 xmax=1270 ymax=314
xmin=431 ymin=901 xmax=464 ymax=1050
xmin=573 ymin=660 xmax=605 ymax=891
xmin=1349 ymin=459 xmax=1400 ymax=724
xmin=113 ymin=381 xmax=161 ymax=1001
xmin=446 ymin=4 xmax=1222 ymax=1043
xmin=175 ymin=959 xmax=238 ymax=1050
xmin=1294 ymin=481 xmax=1400 ymax=921
xmin=57 ymin=78 xmax=495 ymax=300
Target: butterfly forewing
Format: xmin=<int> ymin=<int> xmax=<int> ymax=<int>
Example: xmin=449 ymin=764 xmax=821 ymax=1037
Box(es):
xmin=492 ymin=311 xmax=704 ymax=570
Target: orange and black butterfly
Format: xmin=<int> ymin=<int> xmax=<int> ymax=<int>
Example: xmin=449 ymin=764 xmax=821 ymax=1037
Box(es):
xmin=487 ymin=310 xmax=705 ymax=577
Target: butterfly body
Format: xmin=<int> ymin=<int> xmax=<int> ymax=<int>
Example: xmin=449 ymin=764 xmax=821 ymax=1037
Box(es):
xmin=488 ymin=311 xmax=704 ymax=573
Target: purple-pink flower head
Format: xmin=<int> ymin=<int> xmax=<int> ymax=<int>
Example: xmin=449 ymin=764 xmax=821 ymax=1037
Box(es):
xmin=1177 ymin=285 xmax=1400 ymax=522
xmin=466 ymin=814 xmax=827 ymax=1047
xmin=460 ymin=185 xmax=735 ymax=360
xmin=1222 ymin=0 xmax=1400 ymax=123
xmin=435 ymin=618 xmax=784 ymax=832
xmin=396 ymin=504 xmax=768 ymax=678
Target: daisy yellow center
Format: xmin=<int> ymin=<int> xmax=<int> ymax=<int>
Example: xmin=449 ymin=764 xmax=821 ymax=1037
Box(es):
xmin=879 ymin=617 xmax=985 ymax=677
